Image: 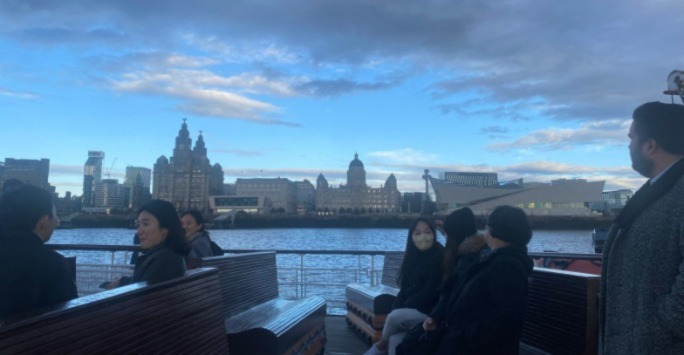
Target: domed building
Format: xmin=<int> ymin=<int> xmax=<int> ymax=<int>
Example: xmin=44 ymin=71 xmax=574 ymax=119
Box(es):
xmin=316 ymin=153 xmax=401 ymax=214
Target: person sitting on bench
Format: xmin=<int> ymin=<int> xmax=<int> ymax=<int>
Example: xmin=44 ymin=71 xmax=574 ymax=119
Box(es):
xmin=365 ymin=217 xmax=444 ymax=355
xmin=0 ymin=184 xmax=78 ymax=318
xmin=106 ymin=200 xmax=190 ymax=288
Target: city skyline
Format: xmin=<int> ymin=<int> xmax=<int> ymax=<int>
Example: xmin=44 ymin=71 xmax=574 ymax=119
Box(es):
xmin=2 ymin=1 xmax=681 ymax=196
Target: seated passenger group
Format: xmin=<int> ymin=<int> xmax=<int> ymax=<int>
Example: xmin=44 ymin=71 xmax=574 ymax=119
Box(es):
xmin=0 ymin=181 xmax=219 ymax=318
xmin=1 ymin=182 xmax=533 ymax=354
xmin=367 ymin=205 xmax=534 ymax=355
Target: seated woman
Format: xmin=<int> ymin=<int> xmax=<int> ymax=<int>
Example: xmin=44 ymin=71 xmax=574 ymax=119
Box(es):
xmin=434 ymin=205 xmax=533 ymax=355
xmin=365 ymin=217 xmax=444 ymax=355
xmin=107 ymin=200 xmax=190 ymax=288
xmin=396 ymin=207 xmax=488 ymax=354
xmin=180 ymin=210 xmax=214 ymax=259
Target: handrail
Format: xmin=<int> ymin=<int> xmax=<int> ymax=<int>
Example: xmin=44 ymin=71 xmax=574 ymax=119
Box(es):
xmin=46 ymin=244 xmax=387 ymax=256
xmin=46 ymin=244 xmax=602 ymax=259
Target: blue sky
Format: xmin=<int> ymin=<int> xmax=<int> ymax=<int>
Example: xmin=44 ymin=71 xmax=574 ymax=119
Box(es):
xmin=1 ymin=0 xmax=682 ymax=197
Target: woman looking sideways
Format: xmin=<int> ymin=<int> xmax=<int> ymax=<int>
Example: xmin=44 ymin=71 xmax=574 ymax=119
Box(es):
xmin=180 ymin=210 xmax=215 ymax=259
xmin=106 ymin=200 xmax=190 ymax=288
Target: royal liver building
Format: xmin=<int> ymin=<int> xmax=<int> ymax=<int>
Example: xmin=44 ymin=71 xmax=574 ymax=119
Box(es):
xmin=316 ymin=153 xmax=401 ymax=214
xmin=153 ymin=119 xmax=224 ymax=212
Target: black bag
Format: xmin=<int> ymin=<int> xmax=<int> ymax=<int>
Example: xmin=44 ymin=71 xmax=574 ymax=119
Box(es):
xmin=396 ymin=321 xmax=445 ymax=355
xmin=210 ymin=241 xmax=224 ymax=256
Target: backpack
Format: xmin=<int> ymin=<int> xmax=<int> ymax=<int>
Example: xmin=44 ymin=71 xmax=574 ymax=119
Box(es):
xmin=210 ymin=240 xmax=225 ymax=256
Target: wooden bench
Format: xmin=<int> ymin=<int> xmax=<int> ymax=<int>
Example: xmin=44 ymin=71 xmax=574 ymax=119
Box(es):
xmin=345 ymin=251 xmax=404 ymax=343
xmin=521 ymin=267 xmax=600 ymax=355
xmin=191 ymin=252 xmax=327 ymax=355
xmin=0 ymin=267 xmax=230 ymax=354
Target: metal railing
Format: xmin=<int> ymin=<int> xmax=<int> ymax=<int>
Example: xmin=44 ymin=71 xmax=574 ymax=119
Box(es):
xmin=47 ymin=244 xmax=602 ymax=314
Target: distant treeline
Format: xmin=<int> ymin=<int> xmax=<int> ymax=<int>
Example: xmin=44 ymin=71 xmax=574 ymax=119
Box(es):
xmin=62 ymin=214 xmax=613 ymax=230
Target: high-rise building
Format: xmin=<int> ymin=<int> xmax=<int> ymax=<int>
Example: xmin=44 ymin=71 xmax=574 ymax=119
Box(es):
xmin=83 ymin=151 xmax=104 ymax=207
xmin=153 ymin=119 xmax=223 ymax=211
xmin=125 ymin=166 xmax=152 ymax=209
xmin=94 ymin=179 xmax=129 ymax=210
xmin=316 ymin=153 xmax=401 ymax=214
xmin=0 ymin=158 xmax=51 ymax=190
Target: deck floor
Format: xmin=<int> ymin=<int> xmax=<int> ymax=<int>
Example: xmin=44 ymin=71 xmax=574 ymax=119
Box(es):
xmin=325 ymin=315 xmax=370 ymax=354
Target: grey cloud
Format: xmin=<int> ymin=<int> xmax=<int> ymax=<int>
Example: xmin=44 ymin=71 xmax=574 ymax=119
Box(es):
xmin=480 ymin=126 xmax=510 ymax=135
xmin=295 ymin=79 xmax=396 ymax=97
xmin=1 ymin=0 xmax=680 ymax=122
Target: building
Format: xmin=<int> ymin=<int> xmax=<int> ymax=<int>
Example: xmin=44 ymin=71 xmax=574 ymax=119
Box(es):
xmin=235 ymin=177 xmax=297 ymax=213
xmin=93 ymin=179 xmax=129 ymax=210
xmin=152 ymin=119 xmax=223 ymax=212
xmin=1 ymin=158 xmax=51 ymax=191
xmin=591 ymin=189 xmax=634 ymax=215
xmin=83 ymin=151 xmax=105 ymax=207
xmin=124 ymin=166 xmax=152 ymax=209
xmin=294 ymin=180 xmax=316 ymax=214
xmin=439 ymin=172 xmax=499 ymax=187
xmin=431 ymin=172 xmax=605 ymax=216
xmin=402 ymin=192 xmax=427 ymax=214
xmin=316 ymin=153 xmax=401 ymax=214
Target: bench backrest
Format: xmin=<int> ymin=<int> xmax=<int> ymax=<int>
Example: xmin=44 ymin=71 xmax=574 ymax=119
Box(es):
xmin=197 ymin=251 xmax=279 ymax=318
xmin=521 ymin=267 xmax=600 ymax=355
xmin=380 ymin=251 xmax=405 ymax=287
xmin=0 ymin=268 xmax=229 ymax=354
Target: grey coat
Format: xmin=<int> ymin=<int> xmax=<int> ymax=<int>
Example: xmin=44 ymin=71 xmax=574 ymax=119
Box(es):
xmin=599 ymin=175 xmax=684 ymax=354
xmin=188 ymin=231 xmax=214 ymax=259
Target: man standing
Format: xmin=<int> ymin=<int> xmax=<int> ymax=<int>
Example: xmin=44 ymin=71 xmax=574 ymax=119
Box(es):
xmin=600 ymin=102 xmax=684 ymax=354
xmin=0 ymin=185 xmax=78 ymax=319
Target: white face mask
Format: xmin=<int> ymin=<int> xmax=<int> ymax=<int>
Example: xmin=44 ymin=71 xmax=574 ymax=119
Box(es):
xmin=412 ymin=232 xmax=434 ymax=251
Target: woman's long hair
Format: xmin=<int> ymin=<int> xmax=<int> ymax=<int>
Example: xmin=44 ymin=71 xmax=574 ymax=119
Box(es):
xmin=396 ymin=217 xmax=440 ymax=287
xmin=440 ymin=207 xmax=477 ymax=289
xmin=138 ymin=200 xmax=191 ymax=256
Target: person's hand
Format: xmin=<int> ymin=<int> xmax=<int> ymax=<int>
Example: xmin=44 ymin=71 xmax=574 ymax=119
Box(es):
xmin=105 ymin=278 xmax=120 ymax=290
xmin=423 ymin=317 xmax=437 ymax=331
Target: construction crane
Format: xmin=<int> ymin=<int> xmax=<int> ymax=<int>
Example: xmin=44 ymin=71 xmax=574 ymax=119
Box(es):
xmin=105 ymin=158 xmax=117 ymax=180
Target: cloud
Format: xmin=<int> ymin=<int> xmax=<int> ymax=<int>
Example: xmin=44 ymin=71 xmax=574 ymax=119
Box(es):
xmin=50 ymin=164 xmax=83 ymax=175
xmin=369 ymin=148 xmax=439 ymax=167
xmin=0 ymin=87 xmax=37 ymax=100
xmin=488 ymin=119 xmax=630 ymax=152
xmin=294 ymin=78 xmax=397 ymax=97
xmin=111 ymin=67 xmax=301 ymax=126
xmin=212 ymin=149 xmax=264 ymax=158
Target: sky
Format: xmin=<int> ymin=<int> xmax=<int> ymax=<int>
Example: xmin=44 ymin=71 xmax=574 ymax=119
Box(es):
xmin=1 ymin=0 xmax=683 ymax=197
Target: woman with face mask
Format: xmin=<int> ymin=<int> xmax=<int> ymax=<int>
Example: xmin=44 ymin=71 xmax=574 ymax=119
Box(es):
xmin=365 ymin=217 xmax=444 ymax=355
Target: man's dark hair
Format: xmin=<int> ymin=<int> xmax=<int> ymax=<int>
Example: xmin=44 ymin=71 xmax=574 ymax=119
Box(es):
xmin=1 ymin=178 xmax=24 ymax=194
xmin=0 ymin=184 xmax=54 ymax=235
xmin=632 ymin=102 xmax=684 ymax=155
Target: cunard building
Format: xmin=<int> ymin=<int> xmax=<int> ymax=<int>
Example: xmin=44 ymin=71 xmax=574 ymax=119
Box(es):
xmin=153 ymin=119 xmax=224 ymax=212
xmin=316 ymin=153 xmax=401 ymax=214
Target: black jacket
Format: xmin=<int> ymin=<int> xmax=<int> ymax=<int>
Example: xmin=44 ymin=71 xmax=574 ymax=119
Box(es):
xmin=435 ymin=245 xmax=533 ymax=355
xmin=392 ymin=243 xmax=444 ymax=315
xmin=430 ymin=235 xmax=488 ymax=322
xmin=120 ymin=244 xmax=186 ymax=286
xmin=0 ymin=231 xmax=78 ymax=319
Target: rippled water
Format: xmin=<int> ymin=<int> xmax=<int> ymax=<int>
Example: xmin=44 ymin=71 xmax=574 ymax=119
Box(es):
xmin=50 ymin=227 xmax=593 ymax=252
